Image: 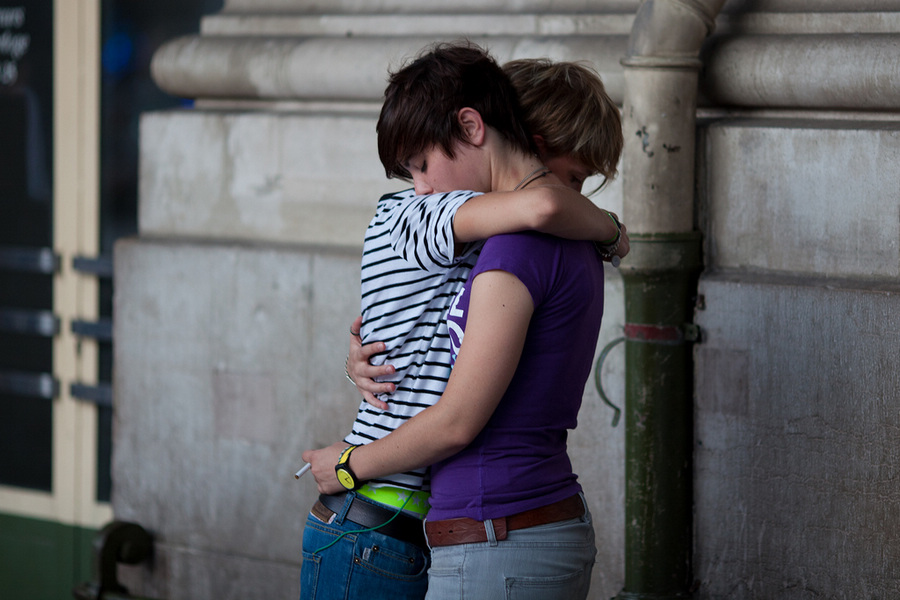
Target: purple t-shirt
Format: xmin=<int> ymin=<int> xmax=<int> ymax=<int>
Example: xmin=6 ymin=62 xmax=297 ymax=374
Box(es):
xmin=428 ymin=231 xmax=605 ymax=522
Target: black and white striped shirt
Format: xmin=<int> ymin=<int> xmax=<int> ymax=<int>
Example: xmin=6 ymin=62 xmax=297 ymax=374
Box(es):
xmin=344 ymin=188 xmax=482 ymax=490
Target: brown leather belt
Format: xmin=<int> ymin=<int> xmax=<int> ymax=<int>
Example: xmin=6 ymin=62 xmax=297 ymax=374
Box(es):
xmin=425 ymin=494 xmax=584 ymax=547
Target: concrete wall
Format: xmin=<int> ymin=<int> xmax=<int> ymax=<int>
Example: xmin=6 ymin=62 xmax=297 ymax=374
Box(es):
xmin=113 ymin=238 xmax=363 ymax=598
xmin=693 ymin=120 xmax=900 ymax=597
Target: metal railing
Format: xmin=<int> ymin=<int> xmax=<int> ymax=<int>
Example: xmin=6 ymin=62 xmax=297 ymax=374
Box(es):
xmin=0 ymin=248 xmax=113 ymax=404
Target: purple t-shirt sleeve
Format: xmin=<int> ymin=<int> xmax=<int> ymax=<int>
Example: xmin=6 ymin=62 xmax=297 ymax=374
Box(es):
xmin=469 ymin=233 xmax=559 ymax=305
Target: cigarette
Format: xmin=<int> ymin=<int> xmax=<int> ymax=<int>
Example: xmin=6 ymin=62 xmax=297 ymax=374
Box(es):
xmin=294 ymin=463 xmax=311 ymax=479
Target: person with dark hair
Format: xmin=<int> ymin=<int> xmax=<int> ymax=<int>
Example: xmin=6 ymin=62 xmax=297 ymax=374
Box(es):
xmin=299 ymin=42 xmax=625 ymax=600
xmin=376 ymin=41 xmax=535 ymax=181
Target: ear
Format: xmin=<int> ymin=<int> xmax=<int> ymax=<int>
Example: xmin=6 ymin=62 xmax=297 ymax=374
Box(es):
xmin=457 ymin=107 xmax=486 ymax=146
xmin=532 ymin=134 xmax=549 ymax=160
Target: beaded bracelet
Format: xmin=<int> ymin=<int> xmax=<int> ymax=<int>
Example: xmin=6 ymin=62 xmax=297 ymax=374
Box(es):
xmin=594 ymin=211 xmax=622 ymax=261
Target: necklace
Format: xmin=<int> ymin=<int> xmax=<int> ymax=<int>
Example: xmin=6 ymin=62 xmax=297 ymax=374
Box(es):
xmin=513 ymin=166 xmax=551 ymax=191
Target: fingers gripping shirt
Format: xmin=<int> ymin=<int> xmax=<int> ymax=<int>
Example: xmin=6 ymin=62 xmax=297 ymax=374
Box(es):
xmin=345 ymin=188 xmax=483 ymax=491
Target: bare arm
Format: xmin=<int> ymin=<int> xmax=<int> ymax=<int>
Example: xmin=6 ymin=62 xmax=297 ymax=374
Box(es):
xmin=304 ymin=269 xmax=533 ymax=493
xmin=452 ymin=185 xmax=620 ymax=245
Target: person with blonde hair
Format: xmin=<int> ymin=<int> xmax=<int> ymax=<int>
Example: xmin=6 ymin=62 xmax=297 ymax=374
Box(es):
xmin=504 ymin=58 xmax=621 ymax=192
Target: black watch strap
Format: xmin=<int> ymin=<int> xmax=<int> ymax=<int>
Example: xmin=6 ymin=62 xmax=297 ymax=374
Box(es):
xmin=335 ymin=445 xmax=362 ymax=491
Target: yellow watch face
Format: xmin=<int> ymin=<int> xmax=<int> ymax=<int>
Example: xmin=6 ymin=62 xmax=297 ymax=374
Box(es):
xmin=336 ymin=468 xmax=355 ymax=490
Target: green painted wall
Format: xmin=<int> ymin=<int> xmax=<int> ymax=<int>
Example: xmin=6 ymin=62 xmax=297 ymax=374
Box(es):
xmin=0 ymin=513 xmax=95 ymax=600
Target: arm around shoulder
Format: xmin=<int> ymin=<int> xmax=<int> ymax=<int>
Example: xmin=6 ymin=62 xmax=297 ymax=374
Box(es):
xmin=452 ymin=185 xmax=620 ymax=244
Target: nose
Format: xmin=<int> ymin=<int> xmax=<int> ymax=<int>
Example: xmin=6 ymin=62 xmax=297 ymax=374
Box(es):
xmin=413 ymin=176 xmax=433 ymax=196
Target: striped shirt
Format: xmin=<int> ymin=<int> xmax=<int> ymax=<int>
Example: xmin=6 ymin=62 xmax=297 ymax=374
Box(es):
xmin=344 ymin=188 xmax=482 ymax=490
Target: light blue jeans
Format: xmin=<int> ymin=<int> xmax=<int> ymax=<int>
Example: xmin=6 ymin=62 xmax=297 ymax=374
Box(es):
xmin=424 ymin=497 xmax=596 ymax=600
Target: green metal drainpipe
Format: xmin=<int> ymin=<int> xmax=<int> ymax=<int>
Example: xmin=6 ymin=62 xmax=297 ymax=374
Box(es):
xmin=617 ymin=232 xmax=702 ymax=600
xmin=612 ymin=0 xmax=726 ymax=596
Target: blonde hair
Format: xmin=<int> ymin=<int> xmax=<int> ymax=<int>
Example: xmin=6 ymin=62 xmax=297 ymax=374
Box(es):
xmin=503 ymin=59 xmax=623 ymax=190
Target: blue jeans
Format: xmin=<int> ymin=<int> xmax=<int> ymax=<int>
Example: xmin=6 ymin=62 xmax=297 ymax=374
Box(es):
xmin=300 ymin=492 xmax=429 ymax=600
xmin=424 ymin=497 xmax=596 ymax=600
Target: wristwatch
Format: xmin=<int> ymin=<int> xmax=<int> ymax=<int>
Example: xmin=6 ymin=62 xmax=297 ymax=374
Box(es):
xmin=335 ymin=445 xmax=363 ymax=491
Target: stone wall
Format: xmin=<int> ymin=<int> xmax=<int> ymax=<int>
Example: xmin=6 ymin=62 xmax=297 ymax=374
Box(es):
xmin=693 ymin=119 xmax=900 ymax=598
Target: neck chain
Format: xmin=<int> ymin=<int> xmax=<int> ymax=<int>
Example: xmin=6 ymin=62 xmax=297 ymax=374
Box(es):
xmin=513 ymin=166 xmax=551 ymax=191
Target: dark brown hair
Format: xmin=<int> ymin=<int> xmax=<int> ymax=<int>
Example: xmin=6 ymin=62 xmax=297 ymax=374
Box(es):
xmin=377 ymin=41 xmax=534 ymax=180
